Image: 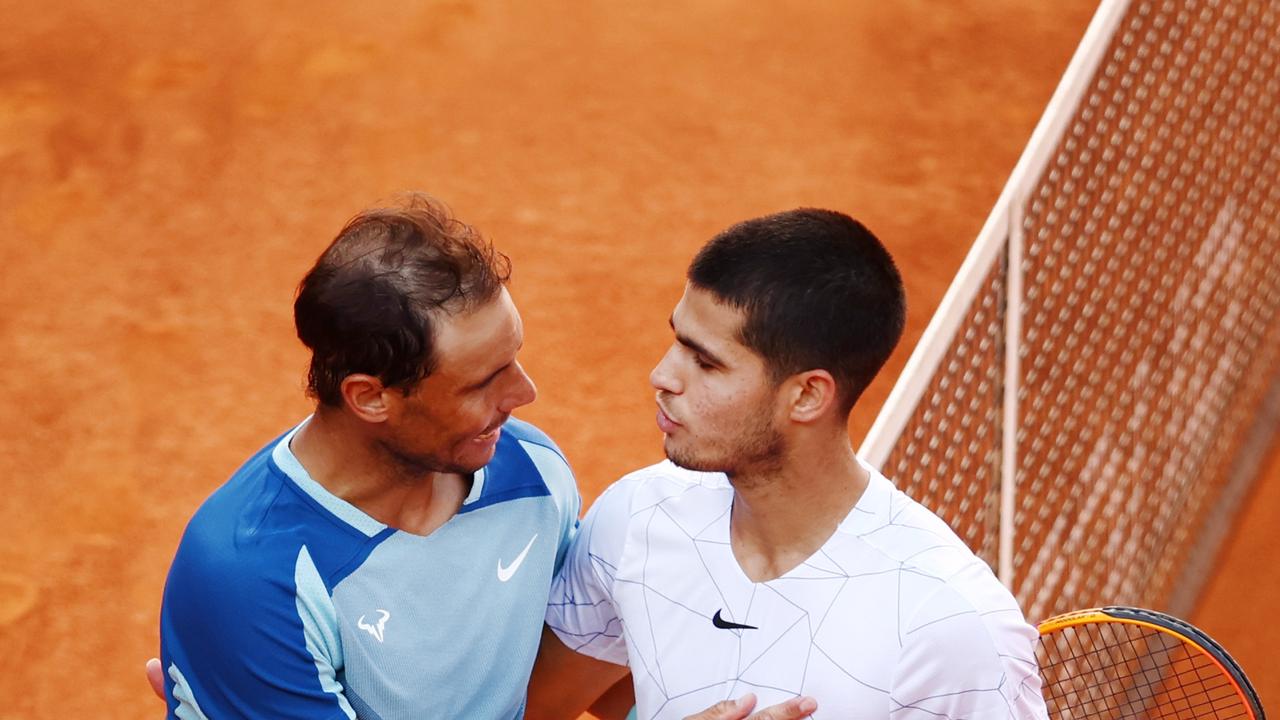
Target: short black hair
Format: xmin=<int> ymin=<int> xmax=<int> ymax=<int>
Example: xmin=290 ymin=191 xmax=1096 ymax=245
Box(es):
xmin=294 ymin=193 xmax=511 ymax=406
xmin=688 ymin=208 xmax=905 ymax=414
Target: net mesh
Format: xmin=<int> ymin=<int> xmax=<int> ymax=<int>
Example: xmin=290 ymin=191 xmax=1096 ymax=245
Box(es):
xmin=873 ymin=0 xmax=1280 ymax=619
xmin=881 ymin=256 xmax=1007 ymax=567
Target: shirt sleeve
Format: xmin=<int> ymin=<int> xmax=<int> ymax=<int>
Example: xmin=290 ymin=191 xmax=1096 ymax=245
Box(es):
xmin=544 ymin=476 xmax=639 ymax=666
xmin=889 ymin=581 xmax=1048 ymax=720
xmin=509 ymin=423 xmax=582 ymax=575
xmin=161 ymin=536 xmax=355 ymax=720
xmin=547 ymin=457 xmax=582 ymax=576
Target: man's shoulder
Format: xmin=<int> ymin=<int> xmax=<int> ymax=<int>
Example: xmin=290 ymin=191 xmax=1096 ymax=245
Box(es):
xmin=501 ymin=416 xmax=567 ymax=462
xmin=184 ymin=435 xmax=290 ymax=544
xmin=839 ymin=470 xmax=1025 ymax=625
xmin=175 ymin=430 xmax=374 ymax=589
xmin=582 ymin=461 xmax=728 ymax=529
xmin=841 ymin=472 xmax=977 ymax=563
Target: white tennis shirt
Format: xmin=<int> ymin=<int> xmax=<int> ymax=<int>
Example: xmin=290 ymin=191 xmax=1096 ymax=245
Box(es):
xmin=547 ymin=461 xmax=1048 ymax=720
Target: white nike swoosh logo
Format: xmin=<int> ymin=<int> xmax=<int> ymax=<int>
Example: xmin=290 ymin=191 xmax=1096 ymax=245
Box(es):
xmin=497 ymin=534 xmax=538 ymax=582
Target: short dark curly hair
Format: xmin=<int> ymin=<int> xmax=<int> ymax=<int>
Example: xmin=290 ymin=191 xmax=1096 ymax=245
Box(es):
xmin=688 ymin=208 xmax=905 ymax=414
xmin=294 ymin=193 xmax=511 ymax=406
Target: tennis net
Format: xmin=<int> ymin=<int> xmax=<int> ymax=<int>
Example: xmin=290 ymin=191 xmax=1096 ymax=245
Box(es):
xmin=860 ymin=0 xmax=1280 ymax=621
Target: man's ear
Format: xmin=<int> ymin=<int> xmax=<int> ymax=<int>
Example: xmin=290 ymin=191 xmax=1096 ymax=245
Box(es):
xmin=784 ymin=369 xmax=839 ymax=424
xmin=340 ymin=374 xmax=393 ymax=423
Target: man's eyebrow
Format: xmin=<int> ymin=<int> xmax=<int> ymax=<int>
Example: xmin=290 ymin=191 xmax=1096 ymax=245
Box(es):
xmin=669 ymin=315 xmax=726 ymax=367
xmin=463 ymin=362 xmax=510 ymax=391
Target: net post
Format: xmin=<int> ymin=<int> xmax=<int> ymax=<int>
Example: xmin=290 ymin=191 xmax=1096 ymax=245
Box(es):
xmin=999 ymin=204 xmax=1026 ymax=588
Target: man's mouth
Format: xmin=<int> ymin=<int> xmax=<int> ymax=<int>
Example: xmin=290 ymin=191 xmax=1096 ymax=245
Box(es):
xmin=475 ymin=419 xmax=506 ymax=443
xmin=656 ymin=404 xmax=681 ymax=434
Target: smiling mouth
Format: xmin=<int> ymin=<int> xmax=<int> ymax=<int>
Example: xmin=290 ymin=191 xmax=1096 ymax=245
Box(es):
xmin=475 ymin=419 xmax=506 ymax=443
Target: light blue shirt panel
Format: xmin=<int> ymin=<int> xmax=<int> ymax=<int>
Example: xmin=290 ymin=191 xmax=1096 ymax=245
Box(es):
xmin=333 ymin=495 xmax=560 ymax=719
xmin=295 ymin=546 xmax=356 ymax=719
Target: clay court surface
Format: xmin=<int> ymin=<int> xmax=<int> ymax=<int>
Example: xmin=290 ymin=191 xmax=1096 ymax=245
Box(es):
xmin=1 ymin=1 xmax=1275 ymax=717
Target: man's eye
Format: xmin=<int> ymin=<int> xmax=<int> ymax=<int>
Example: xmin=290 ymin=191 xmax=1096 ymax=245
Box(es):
xmin=694 ymin=356 xmax=714 ymax=370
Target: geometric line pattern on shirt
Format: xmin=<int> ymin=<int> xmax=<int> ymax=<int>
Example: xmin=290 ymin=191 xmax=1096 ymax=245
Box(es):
xmin=548 ymin=464 xmax=1047 ymax=720
xmin=629 ymin=491 xmax=931 ymax=717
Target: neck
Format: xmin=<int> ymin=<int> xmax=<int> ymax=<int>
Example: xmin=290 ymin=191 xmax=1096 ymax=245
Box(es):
xmin=728 ymin=428 xmax=869 ymax=583
xmin=290 ymin=409 xmax=468 ymax=536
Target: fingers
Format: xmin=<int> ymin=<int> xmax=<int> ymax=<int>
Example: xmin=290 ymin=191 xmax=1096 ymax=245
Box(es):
xmin=145 ymin=657 xmax=165 ymax=700
xmin=748 ymin=696 xmax=817 ymax=719
xmin=682 ymin=694 xmax=818 ymax=720
xmin=682 ymin=693 xmax=759 ymax=720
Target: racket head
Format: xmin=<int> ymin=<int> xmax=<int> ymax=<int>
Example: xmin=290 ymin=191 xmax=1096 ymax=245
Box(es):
xmin=1036 ymin=606 xmax=1265 ymax=720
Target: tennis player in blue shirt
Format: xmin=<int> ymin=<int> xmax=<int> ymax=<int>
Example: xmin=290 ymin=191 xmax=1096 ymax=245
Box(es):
xmin=153 ymin=193 xmax=804 ymax=720
xmin=157 ymin=193 xmax=580 ymax=719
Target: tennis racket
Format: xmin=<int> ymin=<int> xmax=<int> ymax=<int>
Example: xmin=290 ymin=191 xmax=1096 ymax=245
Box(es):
xmin=1036 ymin=606 xmax=1264 ymax=720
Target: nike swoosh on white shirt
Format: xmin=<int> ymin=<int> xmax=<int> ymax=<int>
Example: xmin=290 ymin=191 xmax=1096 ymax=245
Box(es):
xmin=497 ymin=534 xmax=538 ymax=582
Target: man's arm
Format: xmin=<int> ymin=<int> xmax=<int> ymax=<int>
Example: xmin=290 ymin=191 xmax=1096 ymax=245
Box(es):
xmin=524 ymin=627 xmax=817 ymax=720
xmin=154 ymin=637 xmax=817 ymax=720
xmin=161 ymin=523 xmax=355 ymax=718
xmin=891 ymin=583 xmax=1047 ymax=720
xmin=525 ymin=625 xmax=630 ymax=720
xmin=587 ymin=676 xmax=637 ymax=720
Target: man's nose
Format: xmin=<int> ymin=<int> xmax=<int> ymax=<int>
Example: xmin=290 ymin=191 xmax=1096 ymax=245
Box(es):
xmin=500 ymin=363 xmax=537 ymax=412
xmin=649 ymin=346 xmax=681 ymax=394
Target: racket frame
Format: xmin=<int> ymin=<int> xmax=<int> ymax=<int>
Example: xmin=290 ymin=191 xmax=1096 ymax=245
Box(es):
xmin=1036 ymin=605 xmax=1265 ymax=720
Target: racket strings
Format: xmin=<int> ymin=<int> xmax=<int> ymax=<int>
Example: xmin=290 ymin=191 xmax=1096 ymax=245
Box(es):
xmin=1037 ymin=622 xmax=1250 ymax=720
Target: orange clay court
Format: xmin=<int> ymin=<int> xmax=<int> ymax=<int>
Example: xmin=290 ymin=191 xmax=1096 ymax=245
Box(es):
xmin=0 ymin=2 xmax=1275 ymax=718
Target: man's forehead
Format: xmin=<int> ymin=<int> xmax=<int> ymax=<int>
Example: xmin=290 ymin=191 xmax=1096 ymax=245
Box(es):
xmin=673 ymin=286 xmax=747 ymax=347
xmin=433 ymin=290 xmax=522 ymax=360
xmin=675 ymin=285 xmax=738 ymax=321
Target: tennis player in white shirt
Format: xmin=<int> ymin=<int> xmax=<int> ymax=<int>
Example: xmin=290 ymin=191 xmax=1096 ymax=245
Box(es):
xmin=529 ymin=208 xmax=1048 ymax=720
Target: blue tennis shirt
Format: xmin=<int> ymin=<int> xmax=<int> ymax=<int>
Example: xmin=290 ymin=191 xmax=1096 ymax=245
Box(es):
xmin=160 ymin=417 xmax=580 ymax=720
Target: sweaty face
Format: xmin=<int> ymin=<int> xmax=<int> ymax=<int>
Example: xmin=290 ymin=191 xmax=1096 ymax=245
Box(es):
xmin=382 ymin=288 xmax=536 ymax=475
xmin=649 ymin=285 xmax=785 ymax=478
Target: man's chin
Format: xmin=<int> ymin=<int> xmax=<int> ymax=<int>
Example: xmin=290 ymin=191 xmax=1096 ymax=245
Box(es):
xmin=420 ymin=448 xmax=495 ymax=478
xmin=664 ymin=446 xmax=722 ymax=474
xmin=451 ymin=450 xmax=498 ymax=476
xmin=665 ymin=440 xmax=785 ymax=479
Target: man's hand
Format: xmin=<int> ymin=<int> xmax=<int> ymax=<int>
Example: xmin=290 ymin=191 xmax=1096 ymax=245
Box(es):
xmin=146 ymin=658 xmax=165 ymax=700
xmin=683 ymin=693 xmax=817 ymax=720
